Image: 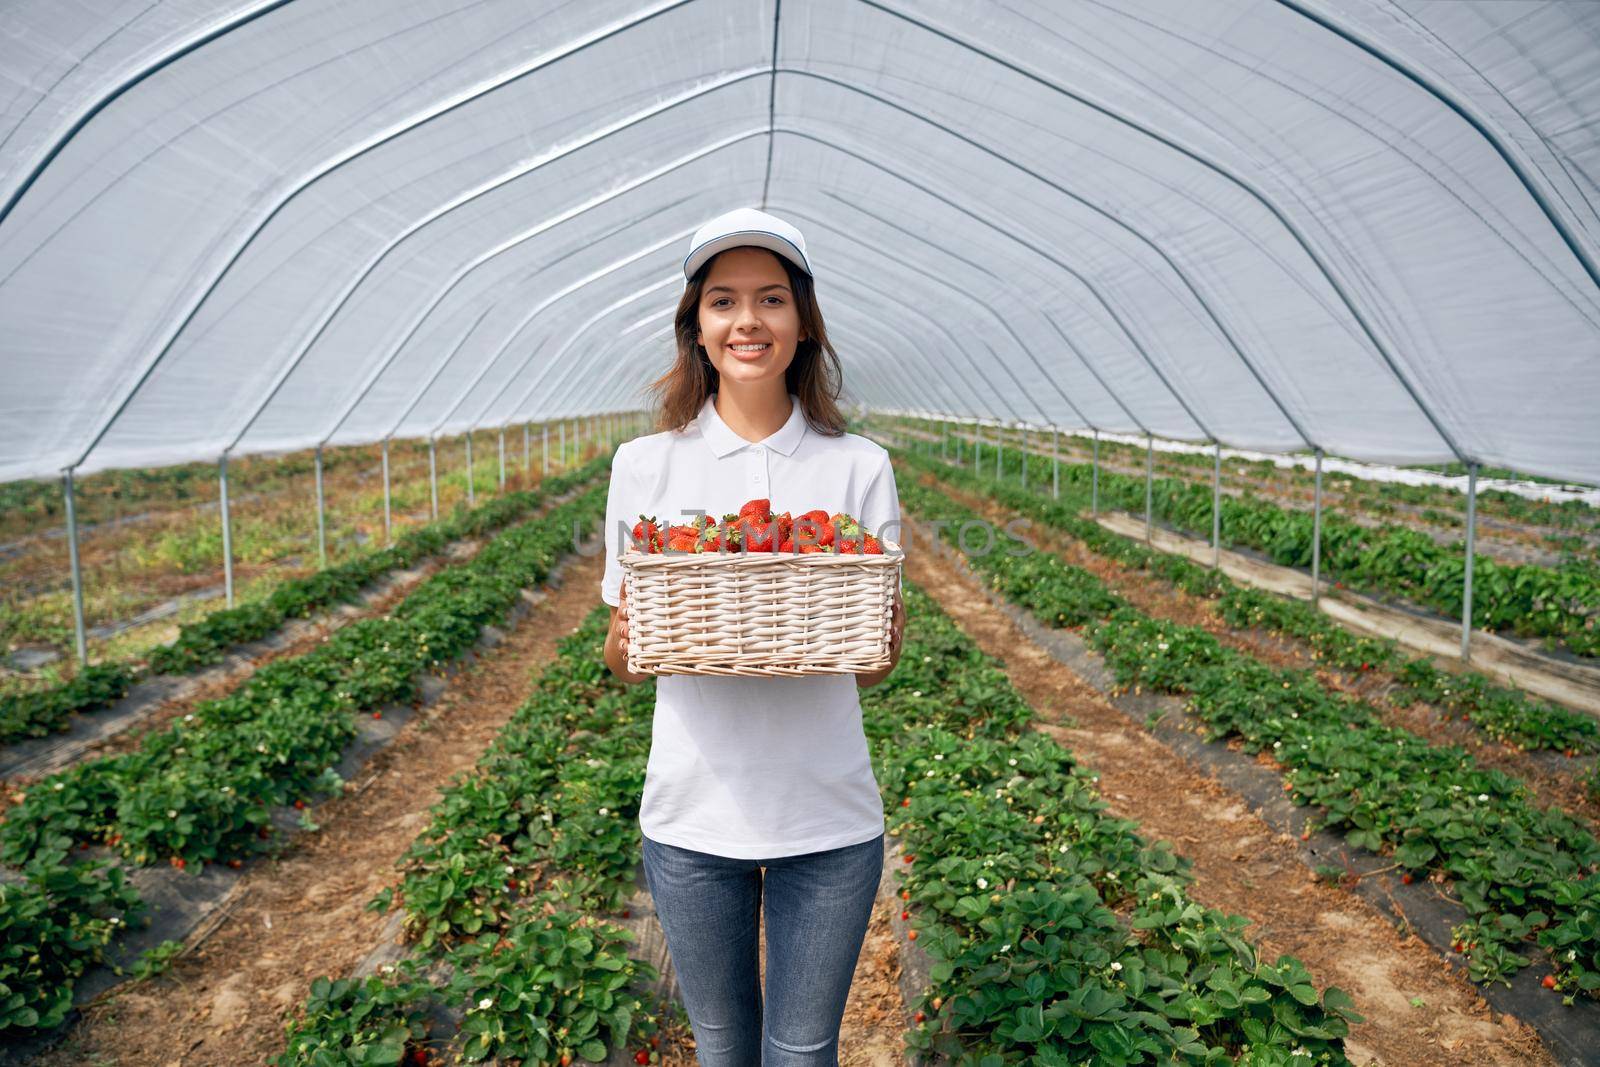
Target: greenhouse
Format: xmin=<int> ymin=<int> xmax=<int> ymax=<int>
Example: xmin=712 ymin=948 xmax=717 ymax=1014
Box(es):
xmin=1 ymin=1 xmax=1598 ymax=1064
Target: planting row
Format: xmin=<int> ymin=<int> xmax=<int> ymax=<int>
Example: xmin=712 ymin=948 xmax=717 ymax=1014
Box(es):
xmin=279 ymin=607 xmax=670 ymax=1066
xmin=895 ymin=465 xmax=1600 ymax=1001
xmin=888 ymin=416 xmax=1600 ymax=550
xmin=0 ymin=477 xmax=609 ymax=1038
xmin=0 ymin=458 xmax=609 ymax=747
xmin=887 ymin=417 xmax=1600 ymax=655
xmin=861 ymin=581 xmax=1361 ymax=1061
xmin=894 ymin=446 xmax=1600 ymax=759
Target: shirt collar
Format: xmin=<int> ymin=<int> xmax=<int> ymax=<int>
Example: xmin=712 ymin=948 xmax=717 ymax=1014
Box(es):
xmin=698 ymin=391 xmax=807 ymax=458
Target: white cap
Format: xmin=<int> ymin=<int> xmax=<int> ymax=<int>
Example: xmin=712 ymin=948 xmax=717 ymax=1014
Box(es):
xmin=683 ymin=207 xmax=813 ymax=281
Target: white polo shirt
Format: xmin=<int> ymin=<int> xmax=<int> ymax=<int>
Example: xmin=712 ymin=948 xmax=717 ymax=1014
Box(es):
xmin=600 ymin=390 xmax=901 ymax=859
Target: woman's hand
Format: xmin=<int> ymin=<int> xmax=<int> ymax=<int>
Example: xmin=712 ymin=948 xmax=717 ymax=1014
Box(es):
xmin=604 ymin=582 xmax=649 ymax=684
xmin=858 ymin=586 xmax=905 ymax=688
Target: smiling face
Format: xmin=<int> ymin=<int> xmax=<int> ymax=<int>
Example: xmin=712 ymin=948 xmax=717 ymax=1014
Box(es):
xmin=695 ymin=246 xmax=807 ymax=389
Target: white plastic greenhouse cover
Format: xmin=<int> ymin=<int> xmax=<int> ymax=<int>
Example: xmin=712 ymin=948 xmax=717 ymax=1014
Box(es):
xmin=2 ymin=0 xmax=1598 ymax=486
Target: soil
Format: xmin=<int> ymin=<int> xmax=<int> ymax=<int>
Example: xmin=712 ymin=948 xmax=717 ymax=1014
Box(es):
xmin=27 ymin=551 xmax=610 ymax=1067
xmin=921 ymin=470 xmax=1600 ymax=832
xmin=898 ymin=510 xmax=1556 ymax=1067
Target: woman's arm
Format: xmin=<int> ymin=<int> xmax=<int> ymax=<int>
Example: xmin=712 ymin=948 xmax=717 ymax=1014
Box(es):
xmin=604 ymin=583 xmax=651 ymax=685
xmin=856 ymin=586 xmax=905 ymax=688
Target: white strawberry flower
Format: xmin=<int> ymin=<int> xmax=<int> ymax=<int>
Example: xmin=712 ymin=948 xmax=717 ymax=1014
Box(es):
xmin=976 ymin=877 xmax=988 ymax=889
xmin=999 ymin=943 xmax=1011 ymax=953
xmin=53 ymin=782 xmax=64 ymax=790
xmin=167 ymin=809 xmax=178 ymax=818
xmin=184 ymin=714 xmax=195 ymax=722
xmin=933 ymin=754 xmax=943 ymax=761
xmin=598 ymin=807 xmax=609 ymax=816
xmin=478 ymin=997 xmax=493 ymax=1011
xmin=912 ymin=690 xmax=923 ymax=698
xmin=505 ymin=865 xmax=515 ymax=874
xmin=1007 ymin=758 xmax=1017 ymax=766
xmin=1477 ymin=793 xmax=1489 ymax=802
xmin=1157 ymin=642 xmax=1168 ymax=651
xmin=1110 ymin=961 xmax=1122 ymax=972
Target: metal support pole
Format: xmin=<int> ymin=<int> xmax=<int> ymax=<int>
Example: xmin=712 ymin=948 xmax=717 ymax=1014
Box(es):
xmin=1020 ymin=424 xmax=1029 ymax=489
xmin=1211 ymin=442 xmax=1222 ymax=568
xmin=1144 ymin=435 xmax=1154 ymax=543
xmin=315 ymin=445 xmax=327 ymax=568
xmin=1462 ymin=462 xmax=1479 ymax=661
xmin=1051 ymin=427 xmax=1059 ymax=500
xmin=381 ymin=439 xmax=392 ymax=545
xmin=465 ymin=433 xmax=475 ymax=507
xmin=955 ymin=421 xmax=963 ymax=466
xmin=220 ymin=455 xmax=234 ymax=607
xmin=1311 ymin=448 xmax=1324 ymax=605
xmin=559 ymin=421 xmax=566 ymax=469
xmin=429 ymin=438 xmax=439 ymax=519
xmin=523 ymin=423 xmax=530 ymax=475
xmin=63 ymin=469 xmax=88 ymax=665
xmin=1091 ymin=430 xmax=1100 ymax=517
xmin=497 ymin=429 xmax=506 ymax=492
xmin=543 ymin=424 xmax=550 ymax=475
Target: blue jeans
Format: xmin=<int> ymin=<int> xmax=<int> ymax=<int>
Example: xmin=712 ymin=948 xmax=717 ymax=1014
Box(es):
xmin=640 ymin=831 xmax=885 ymax=1066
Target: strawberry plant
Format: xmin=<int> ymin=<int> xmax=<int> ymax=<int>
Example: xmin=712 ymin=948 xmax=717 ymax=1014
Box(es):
xmin=897 ymin=463 xmax=1600 ymax=1000
xmin=0 ymin=481 xmax=610 ymax=1038
xmin=861 ymin=582 xmax=1360 ymax=1060
xmin=0 ymin=459 xmax=609 ymax=746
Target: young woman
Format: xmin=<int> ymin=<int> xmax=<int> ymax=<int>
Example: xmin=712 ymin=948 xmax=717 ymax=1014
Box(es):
xmin=599 ymin=207 xmax=906 ymax=1064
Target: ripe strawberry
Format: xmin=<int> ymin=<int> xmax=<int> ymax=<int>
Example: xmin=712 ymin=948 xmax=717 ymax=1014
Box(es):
xmin=901 ymin=797 xmax=910 ymax=807
xmin=903 ymin=853 xmax=915 ymax=864
xmin=741 ymin=519 xmax=777 ymax=552
xmin=560 ymin=1055 xmax=572 ymax=1067
xmin=634 ymin=1051 xmax=650 ymax=1065
xmin=1543 ymin=974 xmax=1558 ymax=990
xmin=863 ymin=535 xmax=883 ymax=554
xmin=226 ymin=858 xmax=243 ymax=869
xmin=794 ymin=511 xmax=834 ymax=548
xmin=666 ymin=527 xmax=699 ymax=553
xmin=373 ymin=711 xmax=382 ymax=719
xmin=632 ymin=515 xmax=664 ymax=553
xmin=1401 ymin=872 xmax=1413 ymax=885
xmin=907 ymin=930 xmax=918 ymax=941
xmin=901 ymin=911 xmax=910 ymax=921
xmin=294 ymin=799 xmax=306 ymax=810
xmin=650 ymin=1036 xmax=660 ymax=1049
xmin=775 ymin=510 xmax=793 ymax=541
xmin=171 ymin=856 xmax=186 ymax=869
xmin=778 ymin=537 xmax=796 ymax=553
xmin=901 ymin=889 xmax=910 ymax=900
xmin=739 ymin=498 xmax=772 ymax=525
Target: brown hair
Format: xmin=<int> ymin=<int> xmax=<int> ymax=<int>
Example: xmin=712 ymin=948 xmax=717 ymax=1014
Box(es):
xmin=644 ymin=248 xmax=847 ymax=437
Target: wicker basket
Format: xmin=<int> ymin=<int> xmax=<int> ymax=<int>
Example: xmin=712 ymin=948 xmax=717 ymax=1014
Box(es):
xmin=621 ymin=541 xmax=904 ymax=677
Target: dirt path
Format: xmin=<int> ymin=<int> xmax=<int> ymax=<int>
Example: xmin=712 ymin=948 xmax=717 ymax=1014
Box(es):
xmin=921 ymin=469 xmax=1600 ymax=832
xmin=899 ymin=513 xmax=1554 ymax=1067
xmin=29 ymin=551 xmax=608 ymax=1067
